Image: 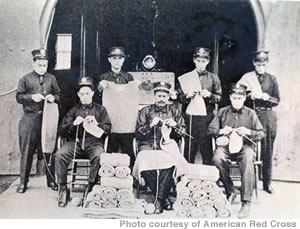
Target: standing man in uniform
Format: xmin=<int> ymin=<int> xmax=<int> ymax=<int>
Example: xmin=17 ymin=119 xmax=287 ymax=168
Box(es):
xmin=208 ymin=83 xmax=265 ymax=218
xmin=16 ymin=49 xmax=60 ymax=193
xmin=178 ymin=47 xmax=222 ymax=165
xmin=97 ymin=47 xmax=136 ymax=168
xmin=238 ymin=50 xmax=280 ymax=194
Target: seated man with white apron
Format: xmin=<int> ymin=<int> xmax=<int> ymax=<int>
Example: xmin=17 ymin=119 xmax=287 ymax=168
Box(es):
xmin=132 ymin=81 xmax=188 ymax=214
xmin=208 ymin=83 xmax=265 ymax=219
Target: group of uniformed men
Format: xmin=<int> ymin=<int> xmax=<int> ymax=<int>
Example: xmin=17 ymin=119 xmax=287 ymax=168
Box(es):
xmin=15 ymin=45 xmax=279 ymax=218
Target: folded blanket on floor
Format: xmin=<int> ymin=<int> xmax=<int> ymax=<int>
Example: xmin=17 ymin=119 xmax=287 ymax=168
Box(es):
xmin=99 ymin=164 xmax=115 ymax=177
xmin=196 ymin=198 xmax=213 ymax=208
xmin=186 ymin=163 xmax=219 ymax=181
xmin=176 ymin=186 xmax=190 ymax=199
xmin=86 ymin=190 xmax=107 ymax=203
xmin=178 ymin=198 xmax=194 ymax=208
xmin=173 ymin=203 xmax=190 ymax=218
xmin=202 ymin=180 xmax=217 ymax=193
xmin=217 ymin=208 xmax=231 ymax=218
xmin=116 ymin=189 xmax=134 ymax=201
xmin=187 ymin=180 xmax=202 ymax=192
xmin=84 ymin=200 xmax=102 ymax=208
xmin=191 ymin=189 xmax=207 ymax=202
xmin=190 ymin=207 xmax=205 ymax=218
xmin=115 ymin=166 xmax=131 ymax=178
xmin=202 ymin=206 xmax=217 ymax=218
xmin=101 ymin=186 xmax=117 ymax=200
xmin=101 ymin=176 xmax=133 ymax=190
xmin=100 ymin=153 xmax=130 ymax=167
xmin=102 ymin=199 xmax=118 ymax=208
xmin=208 ymin=188 xmax=223 ymax=201
xmin=213 ymin=197 xmax=227 ymax=210
xmin=118 ymin=198 xmax=135 ymax=209
xmin=82 ymin=199 xmax=145 ymax=219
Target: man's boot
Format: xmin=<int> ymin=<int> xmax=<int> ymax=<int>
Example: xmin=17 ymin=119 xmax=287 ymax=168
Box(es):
xmin=58 ymin=185 xmax=69 ymax=207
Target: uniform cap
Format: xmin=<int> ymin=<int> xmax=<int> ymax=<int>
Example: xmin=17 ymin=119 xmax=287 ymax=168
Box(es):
xmin=193 ymin=47 xmax=210 ymax=59
xmin=153 ymin=81 xmax=171 ymax=93
xmin=108 ymin=47 xmax=127 ymax=57
xmin=230 ymin=83 xmax=247 ymax=95
xmin=253 ymin=50 xmax=269 ymax=63
xmin=78 ymin=77 xmax=94 ymax=90
xmin=32 ymin=49 xmax=48 ymax=60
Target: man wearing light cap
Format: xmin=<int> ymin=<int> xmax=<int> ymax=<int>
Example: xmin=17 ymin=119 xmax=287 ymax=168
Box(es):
xmin=97 ymin=47 xmax=136 ymax=168
xmin=133 ymin=81 xmax=187 ymax=214
xmin=208 ymin=83 xmax=265 ymax=218
xmin=238 ymin=50 xmax=280 ymax=194
xmin=55 ymin=77 xmax=111 ymax=207
xmin=178 ymin=47 xmax=222 ymax=165
xmin=16 ymin=49 xmax=60 ymax=193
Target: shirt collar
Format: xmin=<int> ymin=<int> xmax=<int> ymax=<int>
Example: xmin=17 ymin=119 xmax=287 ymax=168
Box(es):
xmin=197 ymin=70 xmax=207 ymax=77
xmin=80 ymin=103 xmax=94 ymax=109
xmin=154 ymin=104 xmax=168 ymax=113
xmin=230 ymin=105 xmax=245 ymax=114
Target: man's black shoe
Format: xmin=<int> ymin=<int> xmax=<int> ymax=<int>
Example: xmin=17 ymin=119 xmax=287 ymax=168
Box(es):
xmin=263 ymin=184 xmax=274 ymax=194
xmin=17 ymin=184 xmax=27 ymax=193
xmin=58 ymin=186 xmax=69 ymax=207
xmin=48 ymin=182 xmax=58 ymax=191
xmin=163 ymin=198 xmax=173 ymax=211
xmin=154 ymin=200 xmax=164 ymax=214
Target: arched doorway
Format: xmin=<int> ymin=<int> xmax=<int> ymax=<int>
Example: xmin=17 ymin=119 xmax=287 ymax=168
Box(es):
xmin=47 ymin=0 xmax=258 ymax=114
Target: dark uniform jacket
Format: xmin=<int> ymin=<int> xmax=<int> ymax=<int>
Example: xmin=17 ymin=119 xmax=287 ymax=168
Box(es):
xmin=59 ymin=103 xmax=111 ymax=143
xmin=208 ymin=105 xmax=265 ymax=144
xmin=136 ymin=104 xmax=186 ymax=149
xmin=178 ymin=70 xmax=222 ymax=112
xmin=16 ymin=71 xmax=60 ymax=112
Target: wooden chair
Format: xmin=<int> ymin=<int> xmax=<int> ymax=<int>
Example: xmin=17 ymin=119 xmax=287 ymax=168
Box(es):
xmin=57 ymin=135 xmax=109 ymax=197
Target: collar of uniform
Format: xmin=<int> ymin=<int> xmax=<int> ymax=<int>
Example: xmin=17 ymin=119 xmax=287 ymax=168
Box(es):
xmin=197 ymin=70 xmax=208 ymax=77
xmin=32 ymin=71 xmax=44 ymax=78
xmin=230 ymin=105 xmax=245 ymax=114
xmin=154 ymin=104 xmax=168 ymax=113
xmin=80 ymin=103 xmax=94 ymax=109
xmin=110 ymin=70 xmax=124 ymax=78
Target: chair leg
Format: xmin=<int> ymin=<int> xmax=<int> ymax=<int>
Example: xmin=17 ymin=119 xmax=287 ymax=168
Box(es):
xmin=70 ymin=162 xmax=78 ymax=198
xmin=254 ymin=165 xmax=258 ymax=198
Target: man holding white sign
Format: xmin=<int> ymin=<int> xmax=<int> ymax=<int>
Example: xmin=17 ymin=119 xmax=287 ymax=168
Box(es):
xmin=97 ymin=47 xmax=138 ymax=169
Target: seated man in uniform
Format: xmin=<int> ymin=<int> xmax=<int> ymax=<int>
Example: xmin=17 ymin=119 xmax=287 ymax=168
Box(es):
xmin=56 ymin=77 xmax=111 ymax=207
xmin=133 ymin=81 xmax=187 ymax=214
xmin=208 ymin=83 xmax=265 ymax=218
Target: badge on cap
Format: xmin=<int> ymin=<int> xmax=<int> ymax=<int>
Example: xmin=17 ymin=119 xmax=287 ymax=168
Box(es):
xmin=40 ymin=49 xmax=46 ymax=56
xmin=160 ymin=81 xmax=165 ymax=86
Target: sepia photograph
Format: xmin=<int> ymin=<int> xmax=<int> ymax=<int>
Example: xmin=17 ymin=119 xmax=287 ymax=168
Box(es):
xmin=0 ymin=0 xmax=299 ymax=222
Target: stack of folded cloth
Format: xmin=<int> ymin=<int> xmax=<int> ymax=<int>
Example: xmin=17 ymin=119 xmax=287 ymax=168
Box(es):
xmin=83 ymin=153 xmax=136 ymax=211
xmin=173 ymin=164 xmax=231 ymax=218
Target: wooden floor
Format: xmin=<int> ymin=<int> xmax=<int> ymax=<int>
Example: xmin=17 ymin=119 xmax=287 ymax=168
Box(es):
xmin=0 ymin=175 xmax=299 ymax=219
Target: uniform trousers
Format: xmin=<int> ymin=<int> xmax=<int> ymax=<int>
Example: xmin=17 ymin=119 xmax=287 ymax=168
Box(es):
xmin=184 ymin=111 xmax=214 ymax=164
xmin=18 ymin=112 xmax=55 ymax=185
xmin=107 ymin=133 xmax=135 ymax=168
xmin=256 ymin=110 xmax=277 ymax=186
xmin=213 ymin=145 xmax=255 ymax=202
xmin=55 ymin=139 xmax=104 ymax=185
